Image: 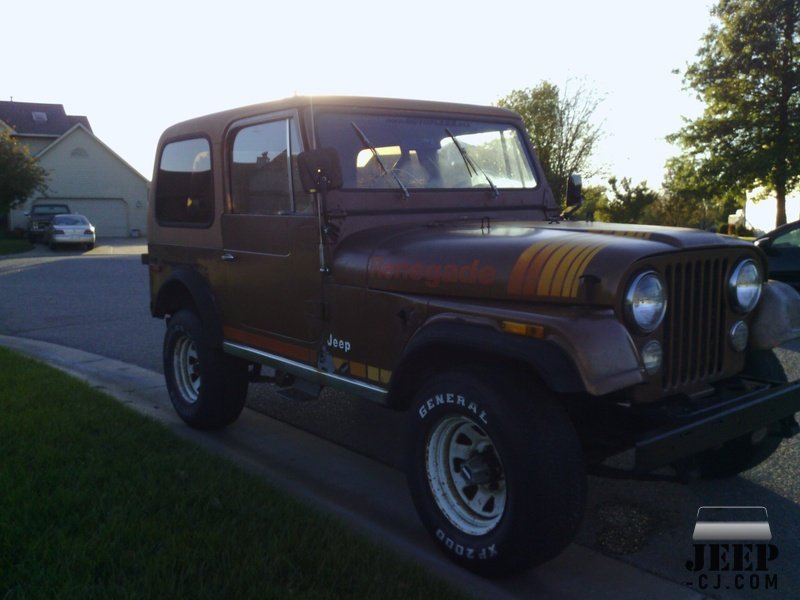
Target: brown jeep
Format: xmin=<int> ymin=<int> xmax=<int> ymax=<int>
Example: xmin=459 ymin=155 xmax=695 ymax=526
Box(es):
xmin=144 ymin=96 xmax=800 ymax=577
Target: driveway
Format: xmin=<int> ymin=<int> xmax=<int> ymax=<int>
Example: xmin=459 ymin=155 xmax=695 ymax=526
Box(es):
xmin=1 ymin=240 xmax=798 ymax=598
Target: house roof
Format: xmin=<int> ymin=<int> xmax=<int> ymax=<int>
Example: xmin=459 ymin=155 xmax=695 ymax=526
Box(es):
xmin=0 ymin=101 xmax=93 ymax=136
xmin=37 ymin=123 xmax=150 ymax=184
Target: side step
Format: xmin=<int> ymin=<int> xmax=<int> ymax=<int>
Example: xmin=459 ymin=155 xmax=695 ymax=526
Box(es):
xmin=248 ymin=364 xmax=322 ymax=402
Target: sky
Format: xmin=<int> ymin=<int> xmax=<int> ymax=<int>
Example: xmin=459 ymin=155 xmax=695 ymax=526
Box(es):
xmin=2 ymin=0 xmax=715 ymax=190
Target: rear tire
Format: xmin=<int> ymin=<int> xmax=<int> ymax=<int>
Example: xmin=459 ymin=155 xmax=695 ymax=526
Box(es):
xmin=163 ymin=309 xmax=249 ymax=430
xmin=406 ymin=368 xmax=586 ymax=577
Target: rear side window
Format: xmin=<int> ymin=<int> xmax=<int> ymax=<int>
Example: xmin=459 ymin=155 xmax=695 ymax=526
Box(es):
xmin=155 ymin=138 xmax=214 ymax=225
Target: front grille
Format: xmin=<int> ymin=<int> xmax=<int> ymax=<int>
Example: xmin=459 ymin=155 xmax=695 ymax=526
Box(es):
xmin=662 ymin=257 xmax=729 ymax=391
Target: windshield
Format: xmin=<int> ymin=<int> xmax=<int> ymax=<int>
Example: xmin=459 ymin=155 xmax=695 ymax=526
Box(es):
xmin=53 ymin=215 xmax=89 ymax=226
xmin=315 ymin=113 xmax=537 ymax=192
xmin=32 ymin=205 xmax=69 ymax=215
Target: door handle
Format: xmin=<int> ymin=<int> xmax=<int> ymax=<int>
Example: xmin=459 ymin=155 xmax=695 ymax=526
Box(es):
xmin=221 ymin=253 xmax=235 ymax=261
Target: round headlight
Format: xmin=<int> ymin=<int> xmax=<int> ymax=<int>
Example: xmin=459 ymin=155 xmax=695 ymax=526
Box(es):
xmin=625 ymin=271 xmax=667 ymax=333
xmin=728 ymin=259 xmax=762 ymax=313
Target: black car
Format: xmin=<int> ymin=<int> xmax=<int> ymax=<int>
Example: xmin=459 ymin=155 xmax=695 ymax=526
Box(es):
xmin=755 ymin=220 xmax=800 ymax=290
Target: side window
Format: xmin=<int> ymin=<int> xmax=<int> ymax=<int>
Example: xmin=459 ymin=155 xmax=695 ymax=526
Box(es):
xmin=155 ymin=138 xmax=214 ymax=225
xmin=291 ymin=125 xmax=313 ymax=213
xmin=230 ymin=119 xmax=311 ymax=215
xmin=773 ymin=228 xmax=800 ymax=248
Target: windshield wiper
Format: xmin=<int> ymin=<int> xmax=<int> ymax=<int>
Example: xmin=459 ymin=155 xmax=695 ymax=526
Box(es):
xmin=350 ymin=122 xmax=410 ymax=200
xmin=444 ymin=128 xmax=499 ymax=198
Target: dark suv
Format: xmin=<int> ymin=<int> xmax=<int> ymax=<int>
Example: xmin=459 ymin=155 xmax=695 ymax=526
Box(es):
xmin=143 ymin=96 xmax=800 ymax=577
xmin=26 ymin=203 xmax=71 ymax=242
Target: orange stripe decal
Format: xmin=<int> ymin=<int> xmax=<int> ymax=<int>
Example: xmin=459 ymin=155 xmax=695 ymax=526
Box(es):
xmin=223 ymin=326 xmax=316 ymax=363
xmin=508 ymin=242 xmax=547 ymax=295
xmin=551 ymin=245 xmax=587 ymax=297
xmin=535 ymin=242 xmax=570 ymax=297
xmin=508 ymin=237 xmax=607 ymax=299
xmin=567 ymin=245 xmax=604 ymax=297
xmin=522 ymin=242 xmax=562 ymax=296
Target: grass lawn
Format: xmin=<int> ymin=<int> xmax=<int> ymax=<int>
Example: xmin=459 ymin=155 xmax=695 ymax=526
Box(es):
xmin=0 ymin=234 xmax=32 ymax=255
xmin=0 ymin=347 xmax=464 ymax=599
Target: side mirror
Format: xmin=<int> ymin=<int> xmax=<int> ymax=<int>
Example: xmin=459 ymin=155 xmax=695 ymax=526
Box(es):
xmin=566 ymin=174 xmax=583 ymax=207
xmin=297 ymin=148 xmax=343 ymax=193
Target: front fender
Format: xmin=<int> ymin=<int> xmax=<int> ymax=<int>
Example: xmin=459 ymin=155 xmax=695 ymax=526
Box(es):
xmin=542 ymin=309 xmax=643 ymax=395
xmin=397 ymin=319 xmax=585 ymax=394
xmin=392 ymin=309 xmax=643 ymax=401
xmin=750 ymin=280 xmax=800 ymax=350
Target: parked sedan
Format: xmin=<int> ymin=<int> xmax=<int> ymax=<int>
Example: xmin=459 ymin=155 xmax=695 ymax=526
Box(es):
xmin=45 ymin=214 xmax=96 ymax=250
xmin=755 ymin=219 xmax=800 ymax=290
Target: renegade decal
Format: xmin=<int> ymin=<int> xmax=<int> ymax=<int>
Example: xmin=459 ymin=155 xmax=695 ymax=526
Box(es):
xmin=508 ymin=238 xmax=606 ymax=298
xmin=369 ymin=256 xmax=496 ymax=288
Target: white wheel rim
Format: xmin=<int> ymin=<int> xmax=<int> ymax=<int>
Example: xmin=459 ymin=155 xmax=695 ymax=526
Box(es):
xmin=173 ymin=335 xmax=200 ymax=403
xmin=425 ymin=415 xmax=506 ymax=536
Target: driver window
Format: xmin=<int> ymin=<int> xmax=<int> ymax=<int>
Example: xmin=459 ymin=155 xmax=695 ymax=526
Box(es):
xmin=231 ymin=120 xmax=302 ymax=215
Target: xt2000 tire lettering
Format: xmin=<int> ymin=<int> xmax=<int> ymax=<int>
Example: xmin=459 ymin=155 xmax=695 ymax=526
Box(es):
xmin=436 ymin=529 xmax=499 ymax=560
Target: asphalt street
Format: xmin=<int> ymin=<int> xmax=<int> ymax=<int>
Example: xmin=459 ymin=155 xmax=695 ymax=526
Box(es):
xmin=2 ymin=240 xmax=799 ymax=599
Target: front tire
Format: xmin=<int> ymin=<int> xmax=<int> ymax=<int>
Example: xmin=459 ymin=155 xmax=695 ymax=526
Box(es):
xmin=163 ymin=309 xmax=249 ymax=430
xmin=406 ymin=368 xmax=586 ymax=577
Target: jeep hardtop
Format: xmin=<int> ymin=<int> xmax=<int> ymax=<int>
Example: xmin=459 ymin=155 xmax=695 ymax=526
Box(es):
xmin=144 ymin=95 xmax=800 ymax=576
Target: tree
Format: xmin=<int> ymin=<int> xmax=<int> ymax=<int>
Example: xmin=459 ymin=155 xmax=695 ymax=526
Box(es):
xmin=659 ymin=155 xmax=724 ymax=229
xmin=595 ymin=177 xmax=659 ymax=224
xmin=671 ymin=0 xmax=800 ymax=227
xmin=497 ymin=81 xmax=603 ymax=204
xmin=660 ymin=154 xmax=746 ymax=230
xmin=570 ymin=183 xmax=607 ymax=222
xmin=0 ymin=129 xmax=48 ymax=216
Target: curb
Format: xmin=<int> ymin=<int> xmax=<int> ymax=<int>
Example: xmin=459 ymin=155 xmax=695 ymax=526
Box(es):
xmin=0 ymin=334 xmax=703 ymax=600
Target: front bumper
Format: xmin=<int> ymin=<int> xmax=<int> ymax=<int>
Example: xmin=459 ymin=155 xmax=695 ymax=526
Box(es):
xmin=28 ymin=223 xmax=49 ymax=238
xmin=51 ymin=232 xmax=95 ymax=245
xmin=635 ymin=377 xmax=800 ymax=471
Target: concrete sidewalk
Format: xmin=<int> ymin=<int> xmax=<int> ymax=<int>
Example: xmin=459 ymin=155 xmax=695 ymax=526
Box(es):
xmin=0 ymin=334 xmax=703 ymax=600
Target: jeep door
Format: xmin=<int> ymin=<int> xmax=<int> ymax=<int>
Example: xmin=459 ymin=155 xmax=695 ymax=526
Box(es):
xmin=217 ymin=115 xmax=323 ymax=350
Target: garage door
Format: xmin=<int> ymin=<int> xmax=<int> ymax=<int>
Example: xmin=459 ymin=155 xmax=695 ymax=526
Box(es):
xmin=64 ymin=198 xmax=129 ymax=238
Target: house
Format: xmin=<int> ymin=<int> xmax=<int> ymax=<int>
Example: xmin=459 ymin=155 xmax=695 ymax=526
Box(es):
xmin=1 ymin=101 xmax=148 ymax=238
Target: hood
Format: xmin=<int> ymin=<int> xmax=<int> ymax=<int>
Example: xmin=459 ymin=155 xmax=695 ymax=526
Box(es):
xmin=333 ymin=220 xmax=755 ymax=305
